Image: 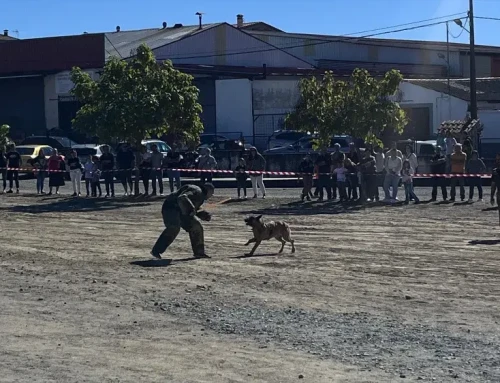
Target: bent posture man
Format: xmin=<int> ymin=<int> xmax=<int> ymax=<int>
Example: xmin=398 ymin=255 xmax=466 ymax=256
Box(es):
xmin=151 ymin=183 xmax=215 ymax=259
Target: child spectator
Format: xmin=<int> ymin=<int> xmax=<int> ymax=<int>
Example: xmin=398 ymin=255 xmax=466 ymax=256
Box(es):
xmin=91 ymin=156 xmax=102 ymax=197
xmin=401 ymin=159 xmax=419 ymax=204
xmin=334 ymin=161 xmax=348 ymax=202
xmin=466 ymin=150 xmax=486 ymax=202
xmin=234 ymin=158 xmax=248 ymax=199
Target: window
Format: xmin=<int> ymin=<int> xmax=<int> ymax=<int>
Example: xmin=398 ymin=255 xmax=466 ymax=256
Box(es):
xmin=419 ymin=144 xmax=436 ymax=156
xmin=16 ymin=147 xmax=35 ymax=156
xmin=42 ymin=147 xmax=54 ymax=156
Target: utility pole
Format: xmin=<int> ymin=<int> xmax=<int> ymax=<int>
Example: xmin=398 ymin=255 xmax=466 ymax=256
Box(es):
xmin=446 ymin=21 xmax=451 ymax=119
xmin=469 ymin=0 xmax=477 ymax=120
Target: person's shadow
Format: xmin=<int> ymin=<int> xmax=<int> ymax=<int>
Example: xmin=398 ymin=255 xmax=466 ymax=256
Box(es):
xmin=130 ymin=257 xmax=199 ymax=268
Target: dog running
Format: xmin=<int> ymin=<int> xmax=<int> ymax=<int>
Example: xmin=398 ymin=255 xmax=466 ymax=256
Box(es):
xmin=244 ymin=215 xmax=295 ymax=256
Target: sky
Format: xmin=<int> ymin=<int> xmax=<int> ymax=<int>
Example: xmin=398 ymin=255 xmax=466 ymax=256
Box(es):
xmin=2 ymin=0 xmax=500 ymax=46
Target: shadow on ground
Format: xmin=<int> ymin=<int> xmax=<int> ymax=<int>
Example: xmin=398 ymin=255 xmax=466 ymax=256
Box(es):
xmin=468 ymin=239 xmax=500 ymax=246
xmin=238 ymin=199 xmax=405 ymax=216
xmin=0 ymin=196 xmax=153 ymax=213
xmin=130 ymin=257 xmax=202 ymax=268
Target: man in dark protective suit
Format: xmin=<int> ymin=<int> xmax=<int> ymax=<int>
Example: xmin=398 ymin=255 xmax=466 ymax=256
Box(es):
xmin=151 ymin=183 xmax=215 ymax=259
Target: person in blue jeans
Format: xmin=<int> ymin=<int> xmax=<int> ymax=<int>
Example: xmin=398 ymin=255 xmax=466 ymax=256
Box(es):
xmin=383 ymin=149 xmax=402 ymax=203
xmin=401 ymin=159 xmax=420 ymax=204
xmin=31 ymin=151 xmax=48 ymax=194
xmin=466 ymin=150 xmax=486 ymax=202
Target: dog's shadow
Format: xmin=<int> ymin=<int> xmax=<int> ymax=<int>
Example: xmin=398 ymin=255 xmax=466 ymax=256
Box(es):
xmin=233 ymin=252 xmax=284 ymax=259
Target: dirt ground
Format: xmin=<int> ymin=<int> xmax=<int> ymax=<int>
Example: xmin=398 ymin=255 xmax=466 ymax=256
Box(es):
xmin=1 ymin=184 xmax=500 ymax=383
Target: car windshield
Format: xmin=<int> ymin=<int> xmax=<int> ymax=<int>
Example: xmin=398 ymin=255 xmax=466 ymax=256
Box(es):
xmin=147 ymin=142 xmax=170 ymax=152
xmin=56 ymin=137 xmax=79 ymax=148
xmin=16 ymin=147 xmax=35 ymax=155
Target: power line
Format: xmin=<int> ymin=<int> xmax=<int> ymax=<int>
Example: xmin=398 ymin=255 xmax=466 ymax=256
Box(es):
xmin=341 ymin=12 xmax=467 ymax=36
xmin=105 ymin=34 xmax=123 ymax=59
xmin=157 ymin=17 xmax=468 ymax=61
xmin=475 ymin=16 xmax=500 ymax=21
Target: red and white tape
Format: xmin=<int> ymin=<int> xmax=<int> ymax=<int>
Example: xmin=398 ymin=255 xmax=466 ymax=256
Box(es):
xmin=0 ymin=167 xmax=492 ymax=178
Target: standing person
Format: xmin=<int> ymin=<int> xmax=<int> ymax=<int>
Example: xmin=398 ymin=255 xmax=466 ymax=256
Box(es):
xmin=100 ymin=145 xmax=115 ymax=198
xmin=314 ymin=149 xmax=332 ymax=202
xmin=359 ymin=149 xmax=377 ymax=202
xmin=247 ymin=147 xmax=266 ymax=199
xmin=116 ymin=144 xmax=134 ymax=196
xmin=298 ymin=153 xmax=314 ymax=202
xmin=31 ymin=150 xmax=48 ymax=194
xmin=91 ymin=156 xmax=102 ymax=197
xmin=346 ymin=143 xmax=359 ymax=164
xmin=0 ymin=147 xmax=6 ymax=193
xmin=445 ymin=132 xmax=457 ymax=173
xmin=430 ymin=146 xmax=448 ymax=202
xmin=449 ymin=143 xmax=467 ymax=202
xmin=151 ymin=183 xmax=215 ymax=260
xmin=165 ymin=145 xmax=183 ymax=193
xmin=383 ymin=149 xmax=402 ymax=203
xmin=462 ymin=137 xmax=473 ymax=164
xmin=197 ymin=148 xmax=217 ymax=184
xmin=84 ymin=155 xmax=93 ymax=197
xmin=331 ymin=144 xmax=345 ymax=200
xmin=47 ymin=149 xmax=64 ymax=195
xmin=332 ymin=161 xmax=348 ymax=202
xmin=374 ymin=146 xmax=385 ymax=202
xmin=150 ymin=144 xmax=164 ymax=196
xmin=403 ymin=145 xmax=418 ymax=173
xmin=140 ymin=145 xmax=152 ymax=196
xmin=234 ymin=157 xmax=248 ymax=199
xmin=490 ymin=153 xmax=500 ymax=206
xmin=67 ymin=150 xmax=82 ymax=197
xmin=401 ymin=159 xmax=420 ymax=204
xmin=467 ymin=150 xmax=486 ymax=202
xmin=344 ymin=157 xmax=359 ymax=201
xmin=5 ymin=145 xmax=21 ymax=194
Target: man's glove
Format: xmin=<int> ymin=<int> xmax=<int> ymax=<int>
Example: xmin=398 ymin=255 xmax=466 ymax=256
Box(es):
xmin=196 ymin=210 xmax=212 ymax=222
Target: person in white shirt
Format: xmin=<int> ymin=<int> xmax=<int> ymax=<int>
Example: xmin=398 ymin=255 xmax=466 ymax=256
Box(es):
xmin=374 ymin=146 xmax=385 ymax=202
xmin=445 ymin=132 xmax=457 ymax=173
xmin=332 ymin=161 xmax=348 ymax=202
xmin=403 ymin=145 xmax=418 ymax=173
xmin=383 ymin=149 xmax=402 ymax=202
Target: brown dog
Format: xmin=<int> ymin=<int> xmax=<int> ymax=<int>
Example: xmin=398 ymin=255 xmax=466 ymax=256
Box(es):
xmin=244 ymin=215 xmax=295 ymax=256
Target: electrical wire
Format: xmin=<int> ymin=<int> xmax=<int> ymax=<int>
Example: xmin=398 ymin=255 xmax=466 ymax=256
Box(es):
xmin=449 ymin=16 xmax=469 ymax=39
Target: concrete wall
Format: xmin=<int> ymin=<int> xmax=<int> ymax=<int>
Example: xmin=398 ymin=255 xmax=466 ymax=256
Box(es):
xmin=398 ymin=81 xmax=468 ymax=134
xmin=215 ymin=79 xmax=253 ymax=139
xmin=43 ymin=69 xmax=100 ymax=130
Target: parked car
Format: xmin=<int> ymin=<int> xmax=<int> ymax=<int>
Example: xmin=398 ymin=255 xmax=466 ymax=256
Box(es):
xmin=20 ymin=136 xmax=79 ymax=157
xmin=71 ymin=144 xmax=115 ymax=165
xmin=267 ymin=130 xmax=310 ymax=150
xmin=198 ymin=134 xmax=244 ymax=151
xmin=141 ymin=139 xmax=171 ymax=158
xmin=264 ymin=135 xmax=353 ymax=155
xmin=15 ymin=145 xmax=54 ymax=174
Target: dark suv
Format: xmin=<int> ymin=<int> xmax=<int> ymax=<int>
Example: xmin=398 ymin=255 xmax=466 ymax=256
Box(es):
xmin=21 ymin=136 xmax=79 ymax=157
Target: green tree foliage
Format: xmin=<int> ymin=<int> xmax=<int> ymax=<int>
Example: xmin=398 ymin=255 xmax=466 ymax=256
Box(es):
xmin=70 ymin=44 xmax=204 ymax=147
xmin=285 ymin=69 xmax=407 ymax=148
xmin=0 ymin=124 xmax=11 ymax=150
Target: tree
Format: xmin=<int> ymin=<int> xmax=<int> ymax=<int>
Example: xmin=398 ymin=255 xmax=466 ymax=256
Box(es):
xmin=70 ymin=44 xmax=204 ymax=147
xmin=285 ymin=69 xmax=407 ymax=148
xmin=0 ymin=124 xmax=10 ymax=150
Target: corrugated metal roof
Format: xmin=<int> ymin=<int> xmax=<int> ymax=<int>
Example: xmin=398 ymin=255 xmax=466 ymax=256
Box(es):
xmin=105 ymin=24 xmax=216 ymax=59
xmin=407 ymin=78 xmax=500 ymax=102
xmin=249 ymin=30 xmax=500 ymax=54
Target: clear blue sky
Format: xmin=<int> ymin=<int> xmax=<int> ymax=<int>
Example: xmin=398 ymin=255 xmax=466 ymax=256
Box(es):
xmin=2 ymin=0 xmax=500 ymax=46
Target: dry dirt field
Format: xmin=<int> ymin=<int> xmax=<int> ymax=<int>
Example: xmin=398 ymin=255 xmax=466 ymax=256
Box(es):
xmin=1 ymin=186 xmax=500 ymax=383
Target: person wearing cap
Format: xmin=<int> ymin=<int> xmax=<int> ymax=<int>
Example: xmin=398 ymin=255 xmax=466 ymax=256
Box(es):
xmin=247 ymin=146 xmax=266 ymax=199
xmin=151 ymin=183 xmax=214 ymax=260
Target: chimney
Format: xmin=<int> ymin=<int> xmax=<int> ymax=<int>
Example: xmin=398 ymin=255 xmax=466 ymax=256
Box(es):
xmin=196 ymin=12 xmax=203 ymax=30
xmin=162 ymin=21 xmax=167 ymax=29
xmin=116 ymin=25 xmax=120 ymax=32
xmin=236 ymin=14 xmax=244 ymax=28
xmin=3 ymin=30 xmax=8 ymax=37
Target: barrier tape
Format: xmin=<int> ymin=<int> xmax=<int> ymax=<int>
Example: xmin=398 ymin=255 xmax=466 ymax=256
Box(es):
xmin=0 ymin=166 xmax=493 ymax=178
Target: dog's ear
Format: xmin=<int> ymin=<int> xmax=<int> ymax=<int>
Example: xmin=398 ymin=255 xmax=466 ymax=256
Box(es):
xmin=256 ymin=215 xmax=263 ymax=221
